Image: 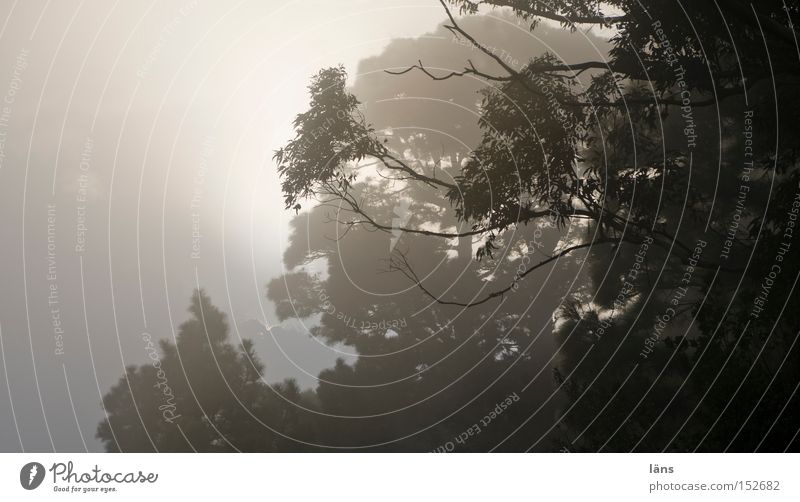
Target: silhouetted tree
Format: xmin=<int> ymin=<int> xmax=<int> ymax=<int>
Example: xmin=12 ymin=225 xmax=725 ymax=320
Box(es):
xmin=97 ymin=290 xmax=318 ymax=452
xmin=100 ymin=1 xmax=800 ymax=452
xmin=275 ymin=0 xmax=800 ymax=452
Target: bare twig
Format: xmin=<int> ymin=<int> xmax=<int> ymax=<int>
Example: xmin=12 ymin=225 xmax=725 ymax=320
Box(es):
xmin=391 ymin=238 xmax=619 ymax=307
xmin=386 ymin=59 xmax=512 ymax=82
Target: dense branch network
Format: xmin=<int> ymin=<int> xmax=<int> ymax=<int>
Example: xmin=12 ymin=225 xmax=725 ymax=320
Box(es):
xmin=276 ymin=0 xmax=794 ymax=307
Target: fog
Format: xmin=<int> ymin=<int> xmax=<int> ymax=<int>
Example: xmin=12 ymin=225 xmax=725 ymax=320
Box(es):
xmin=0 ymin=0 xmax=795 ymax=458
xmin=0 ymin=0 xmax=452 ymax=452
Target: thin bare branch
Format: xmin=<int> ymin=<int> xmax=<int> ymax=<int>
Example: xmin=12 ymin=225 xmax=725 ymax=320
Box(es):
xmin=385 ymin=59 xmax=513 ymax=82
xmin=392 ymin=238 xmax=619 ymax=307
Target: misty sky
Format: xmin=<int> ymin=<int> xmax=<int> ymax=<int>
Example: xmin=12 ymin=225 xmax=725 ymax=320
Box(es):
xmin=0 ymin=0 xmax=454 ymax=453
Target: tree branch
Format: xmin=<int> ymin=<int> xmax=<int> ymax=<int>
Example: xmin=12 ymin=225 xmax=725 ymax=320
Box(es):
xmin=470 ymin=1 xmax=627 ymax=26
xmin=375 ymin=150 xmax=457 ymax=190
xmin=385 ymin=59 xmax=512 ymax=82
xmin=391 ymin=238 xmax=619 ymax=307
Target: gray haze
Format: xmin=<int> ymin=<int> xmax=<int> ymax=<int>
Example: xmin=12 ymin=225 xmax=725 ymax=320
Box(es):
xmin=0 ymin=0 xmax=607 ymax=452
